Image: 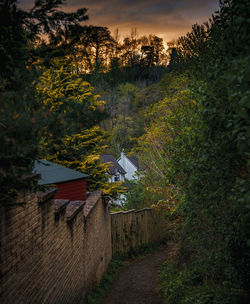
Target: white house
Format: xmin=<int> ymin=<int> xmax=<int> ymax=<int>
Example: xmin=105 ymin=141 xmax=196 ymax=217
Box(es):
xmin=100 ymin=152 xmax=140 ymax=205
xmin=100 ymin=154 xmax=126 ymax=183
xmin=117 ymin=151 xmax=139 ymax=181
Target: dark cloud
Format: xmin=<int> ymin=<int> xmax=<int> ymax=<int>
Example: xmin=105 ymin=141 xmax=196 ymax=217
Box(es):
xmin=19 ymin=0 xmax=220 ymax=41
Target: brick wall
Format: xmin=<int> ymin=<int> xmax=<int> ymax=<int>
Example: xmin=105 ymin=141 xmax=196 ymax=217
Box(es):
xmin=0 ymin=189 xmax=111 ymax=304
xmin=0 ymin=189 xmax=168 ymax=304
xmin=83 ymin=192 xmax=112 ymax=291
xmin=111 ymin=208 xmax=168 ymax=255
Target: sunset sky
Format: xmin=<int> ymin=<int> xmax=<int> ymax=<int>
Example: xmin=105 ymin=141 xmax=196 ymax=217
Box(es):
xmin=20 ymin=0 xmax=220 ymax=41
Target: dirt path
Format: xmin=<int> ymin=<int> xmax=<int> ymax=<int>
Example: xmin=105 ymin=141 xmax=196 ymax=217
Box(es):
xmin=103 ymin=245 xmax=170 ymax=304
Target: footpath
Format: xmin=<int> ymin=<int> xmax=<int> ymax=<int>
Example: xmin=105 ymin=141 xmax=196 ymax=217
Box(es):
xmin=103 ymin=245 xmax=170 ymax=304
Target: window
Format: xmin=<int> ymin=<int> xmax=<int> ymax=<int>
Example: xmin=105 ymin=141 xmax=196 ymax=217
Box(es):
xmin=114 ymin=174 xmax=120 ymax=182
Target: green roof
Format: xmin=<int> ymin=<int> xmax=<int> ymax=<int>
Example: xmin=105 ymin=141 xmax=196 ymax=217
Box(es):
xmin=33 ymin=160 xmax=89 ymax=185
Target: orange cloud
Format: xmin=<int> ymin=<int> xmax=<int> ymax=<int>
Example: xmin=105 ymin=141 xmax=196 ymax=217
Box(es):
xmin=19 ymin=0 xmax=220 ymax=41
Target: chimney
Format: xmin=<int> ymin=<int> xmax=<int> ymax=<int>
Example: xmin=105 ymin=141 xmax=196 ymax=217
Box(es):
xmin=121 ymin=149 xmax=125 ymax=169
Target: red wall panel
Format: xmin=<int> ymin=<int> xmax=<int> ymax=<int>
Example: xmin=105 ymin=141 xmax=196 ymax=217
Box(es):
xmin=54 ymin=179 xmax=87 ymax=201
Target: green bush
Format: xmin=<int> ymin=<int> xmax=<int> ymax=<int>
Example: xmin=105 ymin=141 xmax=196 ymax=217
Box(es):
xmin=156 ymin=1 xmax=250 ymax=303
xmin=158 ymin=261 xmax=248 ymax=304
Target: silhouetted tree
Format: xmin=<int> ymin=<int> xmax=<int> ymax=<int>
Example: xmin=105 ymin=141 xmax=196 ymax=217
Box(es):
xmin=81 ymin=26 xmax=116 ymax=72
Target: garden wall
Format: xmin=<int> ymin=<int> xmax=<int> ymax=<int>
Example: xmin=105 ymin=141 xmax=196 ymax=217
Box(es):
xmin=0 ymin=189 xmax=111 ymax=304
xmin=0 ymin=189 xmax=168 ymax=304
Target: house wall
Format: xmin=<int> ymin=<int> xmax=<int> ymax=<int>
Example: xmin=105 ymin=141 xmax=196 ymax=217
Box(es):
xmin=54 ymin=179 xmax=87 ymax=201
xmin=0 ymin=190 xmax=111 ymax=304
xmin=118 ymin=154 xmax=137 ymax=180
xmin=111 ymin=208 xmax=168 ymax=255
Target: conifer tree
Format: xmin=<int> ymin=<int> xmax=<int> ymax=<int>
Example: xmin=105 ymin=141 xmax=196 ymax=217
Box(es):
xmin=37 ymin=59 xmax=124 ymax=198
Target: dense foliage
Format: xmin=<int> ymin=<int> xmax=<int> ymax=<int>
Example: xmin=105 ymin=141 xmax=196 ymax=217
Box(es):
xmin=0 ymin=0 xmax=125 ymax=203
xmin=36 ymin=59 xmax=123 ymax=197
xmin=0 ymin=0 xmax=83 ymax=203
xmin=156 ymin=1 xmax=250 ymax=303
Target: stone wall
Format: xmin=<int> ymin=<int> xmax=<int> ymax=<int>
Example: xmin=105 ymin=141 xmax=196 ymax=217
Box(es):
xmin=111 ymin=208 xmax=167 ymax=255
xmin=0 ymin=189 xmax=111 ymax=304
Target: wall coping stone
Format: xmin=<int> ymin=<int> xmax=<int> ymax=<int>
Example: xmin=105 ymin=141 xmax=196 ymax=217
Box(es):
xmin=111 ymin=209 xmax=136 ymax=215
xmin=66 ymin=200 xmax=85 ymax=221
xmin=111 ymin=211 xmax=123 ymax=215
xmin=111 ymin=208 xmax=152 ymax=216
xmin=37 ymin=188 xmax=57 ymax=204
xmin=54 ymin=199 xmax=70 ymax=214
xmin=135 ymin=207 xmax=152 ymax=213
xmin=84 ymin=190 xmax=102 ymax=218
xmin=123 ymin=209 xmax=136 ymax=214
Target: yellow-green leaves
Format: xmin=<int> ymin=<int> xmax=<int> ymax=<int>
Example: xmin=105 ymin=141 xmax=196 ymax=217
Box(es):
xmin=37 ymin=61 xmax=122 ymax=198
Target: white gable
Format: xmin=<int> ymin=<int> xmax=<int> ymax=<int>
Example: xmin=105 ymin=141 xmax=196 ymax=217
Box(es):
xmin=117 ymin=152 xmax=138 ymax=181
